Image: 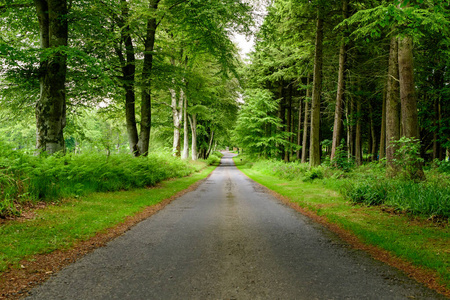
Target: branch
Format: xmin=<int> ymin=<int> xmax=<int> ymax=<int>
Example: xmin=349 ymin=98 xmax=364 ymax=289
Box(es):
xmin=0 ymin=2 xmax=33 ymax=12
xmin=156 ymin=0 xmax=189 ymax=27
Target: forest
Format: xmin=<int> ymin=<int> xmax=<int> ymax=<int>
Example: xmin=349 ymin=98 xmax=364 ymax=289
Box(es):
xmin=1 ymin=0 xmax=450 ymax=219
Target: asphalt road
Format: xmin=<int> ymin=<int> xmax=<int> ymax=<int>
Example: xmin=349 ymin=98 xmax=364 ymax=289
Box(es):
xmin=27 ymin=152 xmax=445 ymax=299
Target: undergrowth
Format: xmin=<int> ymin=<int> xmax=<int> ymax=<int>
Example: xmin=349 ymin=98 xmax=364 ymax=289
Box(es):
xmin=238 ymin=154 xmax=450 ymax=221
xmin=0 ymin=140 xmax=210 ymax=218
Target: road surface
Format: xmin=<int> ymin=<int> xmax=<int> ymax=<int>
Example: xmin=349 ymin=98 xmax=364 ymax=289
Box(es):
xmin=27 ymin=152 xmax=445 ymax=299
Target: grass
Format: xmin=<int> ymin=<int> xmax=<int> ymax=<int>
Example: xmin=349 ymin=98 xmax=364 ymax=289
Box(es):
xmin=234 ymin=156 xmax=450 ymax=292
xmin=0 ymin=165 xmax=215 ymax=273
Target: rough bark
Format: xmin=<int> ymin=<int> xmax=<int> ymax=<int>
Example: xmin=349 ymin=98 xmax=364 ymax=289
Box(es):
xmin=138 ymin=0 xmax=160 ymax=156
xmin=189 ymin=114 xmax=197 ymax=160
xmin=301 ymin=75 xmax=310 ymax=164
xmin=330 ymin=0 xmax=348 ymax=162
xmin=170 ymin=86 xmax=184 ymax=157
xmin=386 ymin=37 xmax=400 ymax=171
xmin=284 ymin=84 xmax=292 ymax=162
xmin=309 ymin=11 xmax=324 ymax=167
xmin=379 ymin=85 xmax=387 ymax=159
xmin=398 ymin=35 xmax=425 ymax=180
xmin=296 ymin=91 xmax=303 ymax=160
xmin=34 ymin=0 xmax=68 ymax=154
xmin=115 ymin=0 xmax=139 ymax=155
xmin=181 ymin=92 xmax=189 ymax=160
xmin=277 ymin=83 xmax=285 ymax=159
xmin=355 ymin=99 xmax=362 ymax=166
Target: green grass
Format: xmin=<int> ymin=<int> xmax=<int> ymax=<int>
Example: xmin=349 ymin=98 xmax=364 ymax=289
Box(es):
xmin=0 ymin=165 xmax=215 ymax=273
xmin=234 ymin=157 xmax=450 ymax=291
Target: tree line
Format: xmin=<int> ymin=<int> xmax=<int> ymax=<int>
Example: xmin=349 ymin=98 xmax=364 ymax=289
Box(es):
xmin=0 ymin=0 xmax=252 ymax=158
xmin=235 ymin=0 xmax=450 ymax=179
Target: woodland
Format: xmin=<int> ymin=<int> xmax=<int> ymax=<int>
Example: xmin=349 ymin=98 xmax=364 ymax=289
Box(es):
xmin=0 ymin=0 xmax=450 ymax=221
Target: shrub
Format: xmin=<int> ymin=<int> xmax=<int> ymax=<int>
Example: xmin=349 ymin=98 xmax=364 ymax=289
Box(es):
xmin=341 ymin=179 xmax=389 ymax=206
xmin=0 ymin=140 xmax=203 ymax=218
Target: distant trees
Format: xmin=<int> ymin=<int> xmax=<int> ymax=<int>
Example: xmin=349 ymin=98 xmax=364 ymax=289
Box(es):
xmin=0 ymin=0 xmax=251 ymax=157
xmin=235 ymin=0 xmax=450 ymax=178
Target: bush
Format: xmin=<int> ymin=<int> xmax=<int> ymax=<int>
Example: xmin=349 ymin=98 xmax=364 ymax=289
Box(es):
xmin=341 ymin=179 xmax=389 ymax=206
xmin=0 ymin=140 xmax=203 ymax=218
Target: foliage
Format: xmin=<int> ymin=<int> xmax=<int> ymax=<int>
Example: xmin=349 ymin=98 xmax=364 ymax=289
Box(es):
xmin=391 ymin=137 xmax=425 ymax=180
xmin=0 ymin=140 xmax=205 ymax=218
xmin=330 ymin=140 xmax=355 ymax=172
xmin=233 ymin=89 xmax=289 ymax=158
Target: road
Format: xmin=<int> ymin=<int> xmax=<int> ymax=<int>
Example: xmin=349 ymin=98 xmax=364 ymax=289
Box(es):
xmin=27 ymin=152 xmax=445 ymax=299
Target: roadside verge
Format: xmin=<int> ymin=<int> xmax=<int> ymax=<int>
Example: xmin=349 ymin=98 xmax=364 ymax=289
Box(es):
xmin=233 ymin=158 xmax=450 ymax=298
xmin=0 ymin=165 xmax=216 ymax=299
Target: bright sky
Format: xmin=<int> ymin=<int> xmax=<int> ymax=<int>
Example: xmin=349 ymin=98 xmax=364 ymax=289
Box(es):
xmin=232 ymin=33 xmax=255 ymax=61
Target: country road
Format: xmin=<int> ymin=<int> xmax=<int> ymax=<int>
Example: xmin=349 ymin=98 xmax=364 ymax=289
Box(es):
xmin=27 ymin=152 xmax=444 ymax=299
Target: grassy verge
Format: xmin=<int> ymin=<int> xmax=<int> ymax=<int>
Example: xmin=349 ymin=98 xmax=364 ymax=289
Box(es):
xmin=0 ymin=165 xmax=215 ymax=273
xmin=234 ymin=157 xmax=450 ymax=293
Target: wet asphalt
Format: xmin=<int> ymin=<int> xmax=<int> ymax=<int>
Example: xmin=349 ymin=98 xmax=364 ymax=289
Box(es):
xmin=26 ymin=152 xmax=445 ymax=299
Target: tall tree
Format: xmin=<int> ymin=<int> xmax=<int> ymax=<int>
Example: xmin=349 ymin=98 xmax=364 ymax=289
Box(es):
xmin=34 ymin=0 xmax=68 ymax=154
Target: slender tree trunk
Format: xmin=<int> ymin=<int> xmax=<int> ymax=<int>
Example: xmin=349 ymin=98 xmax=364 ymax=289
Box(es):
xmin=34 ymin=0 xmax=68 ymax=154
xmin=285 ymin=84 xmax=292 ymax=162
xmin=355 ymin=98 xmax=362 ymax=166
xmin=370 ymin=105 xmax=377 ymax=161
xmin=189 ymin=114 xmax=197 ymax=160
xmin=170 ymin=86 xmax=183 ymax=157
xmin=346 ymin=97 xmax=354 ymax=158
xmin=386 ymin=37 xmax=400 ymax=173
xmin=301 ymin=75 xmax=310 ymax=163
xmin=138 ymin=0 xmax=160 ymax=156
xmin=379 ymin=84 xmax=387 ymax=159
xmin=206 ymin=130 xmax=214 ymax=158
xmin=330 ymin=0 xmax=348 ymax=161
xmin=181 ymin=92 xmax=189 ymax=160
xmin=309 ymin=11 xmax=324 ymax=167
xmin=398 ymin=35 xmax=425 ymax=180
xmin=296 ymin=91 xmax=303 ymax=160
xmin=277 ymin=82 xmax=285 ymax=159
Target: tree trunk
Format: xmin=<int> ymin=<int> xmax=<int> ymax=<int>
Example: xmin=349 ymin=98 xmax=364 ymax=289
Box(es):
xmin=285 ymin=84 xmax=292 ymax=162
xmin=369 ymin=103 xmax=377 ymax=161
xmin=277 ymin=82 xmax=285 ymax=159
xmin=189 ymin=114 xmax=197 ymax=160
xmin=206 ymin=130 xmax=214 ymax=158
xmin=309 ymin=11 xmax=324 ymax=167
xmin=379 ymin=84 xmax=387 ymax=159
xmin=115 ymin=0 xmax=139 ymax=156
xmin=355 ymin=98 xmax=362 ymax=166
xmin=398 ymin=34 xmax=425 ymax=180
xmin=181 ymin=91 xmax=189 ymax=160
xmin=296 ymin=91 xmax=303 ymax=160
xmin=301 ymin=75 xmax=310 ymax=163
xmin=34 ymin=0 xmax=68 ymax=154
xmin=170 ymin=85 xmax=184 ymax=157
xmin=386 ymin=37 xmax=400 ymax=172
xmin=138 ymin=0 xmax=160 ymax=156
xmin=330 ymin=0 xmax=348 ymax=162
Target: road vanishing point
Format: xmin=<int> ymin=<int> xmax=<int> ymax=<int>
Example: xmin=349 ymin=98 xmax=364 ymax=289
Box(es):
xmin=27 ymin=152 xmax=445 ymax=299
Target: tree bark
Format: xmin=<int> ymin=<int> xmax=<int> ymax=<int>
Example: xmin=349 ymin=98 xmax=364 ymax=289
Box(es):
xmin=330 ymin=0 xmax=348 ymax=162
xmin=181 ymin=91 xmax=189 ymax=160
xmin=170 ymin=85 xmax=184 ymax=157
xmin=398 ymin=34 xmax=425 ymax=179
xmin=296 ymin=90 xmax=303 ymax=160
xmin=301 ymin=75 xmax=310 ymax=163
xmin=138 ymin=0 xmax=160 ymax=156
xmin=309 ymin=10 xmax=324 ymax=167
xmin=386 ymin=37 xmax=400 ymax=172
xmin=379 ymin=84 xmax=387 ymax=159
xmin=34 ymin=0 xmax=68 ymax=154
xmin=206 ymin=131 xmax=214 ymax=158
xmin=189 ymin=114 xmax=197 ymax=160
xmin=355 ymin=98 xmax=362 ymax=166
xmin=115 ymin=0 xmax=139 ymax=156
xmin=285 ymin=84 xmax=292 ymax=162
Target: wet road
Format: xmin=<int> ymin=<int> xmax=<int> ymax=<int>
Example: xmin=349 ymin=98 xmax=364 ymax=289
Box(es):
xmin=27 ymin=152 xmax=444 ymax=299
